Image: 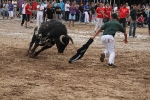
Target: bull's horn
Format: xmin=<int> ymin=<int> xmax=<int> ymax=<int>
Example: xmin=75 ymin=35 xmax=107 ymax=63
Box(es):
xmin=60 ymin=35 xmax=65 ymax=45
xmin=67 ymin=35 xmax=74 ymax=44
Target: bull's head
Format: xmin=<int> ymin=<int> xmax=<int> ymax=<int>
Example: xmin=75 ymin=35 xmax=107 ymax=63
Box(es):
xmin=55 ymin=35 xmax=74 ymax=53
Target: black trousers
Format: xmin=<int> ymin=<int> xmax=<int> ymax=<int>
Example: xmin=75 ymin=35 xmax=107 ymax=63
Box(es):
xmin=119 ymin=18 xmax=126 ymax=28
xmin=21 ymin=14 xmax=26 ymax=25
xmin=65 ymin=11 xmax=70 ymax=21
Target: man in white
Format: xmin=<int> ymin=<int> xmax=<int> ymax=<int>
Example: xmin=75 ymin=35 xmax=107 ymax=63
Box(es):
xmin=43 ymin=1 xmax=48 ymax=22
xmin=113 ymin=4 xmax=118 ymax=14
xmin=12 ymin=0 xmax=17 ymax=18
xmin=36 ymin=2 xmax=44 ymax=26
xmin=21 ymin=1 xmax=27 ymax=26
xmin=64 ymin=0 xmax=70 ymax=21
xmin=84 ymin=2 xmax=89 ymax=23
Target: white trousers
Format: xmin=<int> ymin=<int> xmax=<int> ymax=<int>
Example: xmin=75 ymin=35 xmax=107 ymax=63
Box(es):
xmin=94 ymin=18 xmax=103 ymax=31
xmin=101 ymin=35 xmax=115 ymax=64
xmin=36 ymin=14 xmax=43 ymax=26
xmin=84 ymin=11 xmax=89 ymax=23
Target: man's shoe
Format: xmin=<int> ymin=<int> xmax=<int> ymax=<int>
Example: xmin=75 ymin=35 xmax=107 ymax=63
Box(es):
xmin=107 ymin=63 xmax=117 ymax=68
xmin=21 ymin=23 xmax=23 ymax=26
xmin=100 ymin=53 xmax=105 ymax=62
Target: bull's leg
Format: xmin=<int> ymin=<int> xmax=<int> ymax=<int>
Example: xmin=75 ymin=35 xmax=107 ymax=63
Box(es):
xmin=34 ymin=46 xmax=53 ymax=57
xmin=31 ymin=41 xmax=40 ymax=53
xmin=27 ymin=33 xmax=37 ymax=53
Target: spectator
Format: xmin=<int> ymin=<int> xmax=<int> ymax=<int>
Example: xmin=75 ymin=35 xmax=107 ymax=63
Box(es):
xmin=8 ymin=1 xmax=14 ymax=20
xmin=32 ymin=0 xmax=38 ymax=19
xmin=12 ymin=0 xmax=17 ymax=18
xmin=29 ymin=3 xmax=33 ymax=23
xmin=113 ymin=4 xmax=118 ymax=14
xmin=79 ymin=3 xmax=84 ymax=23
xmin=0 ymin=2 xmax=3 ymax=16
xmin=148 ymin=6 xmax=150 ymax=36
xmin=94 ymin=3 xmax=105 ymax=32
xmin=137 ymin=14 xmax=145 ymax=28
xmin=126 ymin=3 xmax=130 ymax=26
xmin=84 ymin=2 xmax=89 ymax=23
xmin=59 ymin=0 xmax=64 ymax=19
xmin=129 ymin=4 xmax=137 ymax=38
xmin=75 ymin=5 xmax=79 ymax=22
xmin=53 ymin=0 xmax=57 ymax=7
xmin=21 ymin=0 xmax=27 ymax=26
xmin=103 ymin=2 xmax=112 ymax=23
xmin=18 ymin=0 xmax=24 ymax=18
xmin=119 ymin=3 xmax=129 ymax=29
xmin=68 ymin=1 xmax=76 ymax=27
xmin=43 ymin=1 xmax=48 ymax=22
xmin=95 ymin=2 xmax=99 ymax=10
xmin=65 ymin=0 xmax=70 ymax=21
xmin=25 ymin=1 xmax=32 ymax=28
xmin=2 ymin=1 xmax=9 ymax=20
xmin=137 ymin=5 xmax=142 ymax=18
xmin=90 ymin=3 xmax=95 ymax=24
xmin=36 ymin=2 xmax=44 ymax=26
xmin=46 ymin=4 xmax=54 ymax=21
xmin=126 ymin=3 xmax=130 ymax=11
xmin=55 ymin=3 xmax=61 ymax=20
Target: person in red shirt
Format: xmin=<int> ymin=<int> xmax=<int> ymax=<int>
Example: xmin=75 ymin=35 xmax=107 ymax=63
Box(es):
xmin=103 ymin=2 xmax=112 ymax=23
xmin=94 ymin=3 xmax=106 ymax=32
xmin=137 ymin=14 xmax=145 ymax=28
xmin=25 ymin=1 xmax=32 ymax=28
xmin=32 ymin=0 xmax=38 ymax=19
xmin=119 ymin=3 xmax=129 ymax=28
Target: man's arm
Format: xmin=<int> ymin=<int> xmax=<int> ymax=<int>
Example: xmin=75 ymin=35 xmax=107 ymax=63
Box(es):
xmin=92 ymin=28 xmax=102 ymax=39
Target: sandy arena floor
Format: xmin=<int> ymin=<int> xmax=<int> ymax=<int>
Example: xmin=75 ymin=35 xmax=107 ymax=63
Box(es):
xmin=0 ymin=19 xmax=150 ymax=100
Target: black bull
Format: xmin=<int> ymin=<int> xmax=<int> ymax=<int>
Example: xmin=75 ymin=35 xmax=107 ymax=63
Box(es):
xmin=27 ymin=20 xmax=74 ymax=57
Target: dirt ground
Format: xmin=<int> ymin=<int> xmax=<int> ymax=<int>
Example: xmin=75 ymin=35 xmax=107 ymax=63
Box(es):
xmin=0 ymin=19 xmax=150 ymax=100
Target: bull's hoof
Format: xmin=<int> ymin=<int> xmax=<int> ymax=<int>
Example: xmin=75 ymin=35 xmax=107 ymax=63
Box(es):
xmin=28 ymin=52 xmax=36 ymax=58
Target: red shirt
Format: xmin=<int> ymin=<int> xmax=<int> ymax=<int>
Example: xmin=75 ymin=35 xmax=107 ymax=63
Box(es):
xmin=137 ymin=17 xmax=145 ymax=22
xmin=25 ymin=4 xmax=31 ymax=14
xmin=119 ymin=7 xmax=129 ymax=18
xmin=104 ymin=7 xmax=112 ymax=18
xmin=32 ymin=1 xmax=38 ymax=10
xmin=96 ymin=7 xmax=104 ymax=18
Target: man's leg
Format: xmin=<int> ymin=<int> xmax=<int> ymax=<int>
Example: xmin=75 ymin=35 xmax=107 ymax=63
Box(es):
xmin=94 ymin=18 xmax=100 ymax=32
xmin=36 ymin=14 xmax=39 ymax=26
xmin=129 ymin=22 xmax=133 ymax=37
xmin=107 ymin=36 xmax=115 ymax=64
xmin=132 ymin=21 xmax=137 ymax=37
xmin=100 ymin=35 xmax=109 ymax=62
xmin=99 ymin=18 xmax=103 ymax=28
xmin=39 ymin=15 xmax=43 ymax=25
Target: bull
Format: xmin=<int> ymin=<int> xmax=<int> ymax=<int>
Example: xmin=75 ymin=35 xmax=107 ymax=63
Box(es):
xmin=27 ymin=20 xmax=74 ymax=57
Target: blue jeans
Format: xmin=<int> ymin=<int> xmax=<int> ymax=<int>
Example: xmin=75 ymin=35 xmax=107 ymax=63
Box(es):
xmin=2 ymin=10 xmax=9 ymax=17
xmin=79 ymin=13 xmax=84 ymax=22
xmin=129 ymin=21 xmax=136 ymax=37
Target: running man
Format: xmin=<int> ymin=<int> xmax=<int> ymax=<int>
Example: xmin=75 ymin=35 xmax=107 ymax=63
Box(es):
xmin=92 ymin=13 xmax=128 ymax=67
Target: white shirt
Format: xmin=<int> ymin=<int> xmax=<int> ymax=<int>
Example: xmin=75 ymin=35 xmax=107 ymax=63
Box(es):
xmin=44 ymin=4 xmax=47 ymax=8
xmin=114 ymin=7 xmax=118 ymax=13
xmin=65 ymin=3 xmax=70 ymax=11
xmin=22 ymin=4 xmax=26 ymax=14
xmin=37 ymin=5 xmax=44 ymax=15
xmin=12 ymin=1 xmax=17 ymax=8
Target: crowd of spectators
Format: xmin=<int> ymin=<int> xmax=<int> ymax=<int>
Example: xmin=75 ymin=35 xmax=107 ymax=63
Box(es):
xmin=0 ymin=0 xmax=150 ymax=36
